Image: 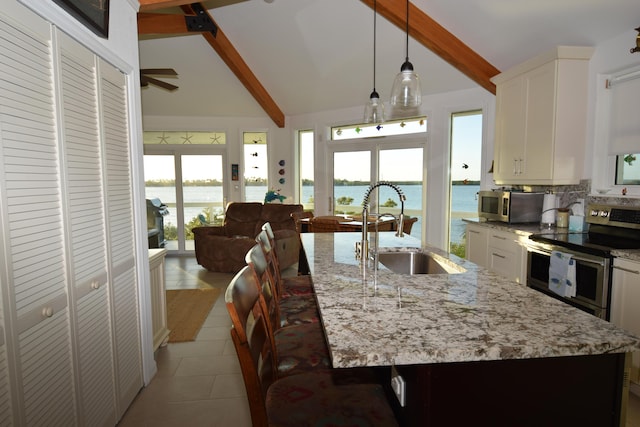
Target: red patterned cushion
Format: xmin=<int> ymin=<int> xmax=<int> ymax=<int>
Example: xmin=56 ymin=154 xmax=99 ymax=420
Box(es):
xmin=274 ymin=323 xmax=331 ymax=376
xmin=279 ymin=295 xmax=320 ymax=327
xmin=282 ymin=277 xmax=314 ymax=297
xmin=266 ymin=372 xmax=399 ymax=426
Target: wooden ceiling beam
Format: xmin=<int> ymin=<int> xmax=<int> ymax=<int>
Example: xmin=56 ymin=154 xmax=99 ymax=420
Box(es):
xmin=361 ymin=0 xmax=499 ymax=94
xmin=139 ymin=0 xmax=197 ymax=12
xmin=137 ymin=13 xmax=196 ymax=35
xmin=180 ymin=4 xmax=285 ymax=127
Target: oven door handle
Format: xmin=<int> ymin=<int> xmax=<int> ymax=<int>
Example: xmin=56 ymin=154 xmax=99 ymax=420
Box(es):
xmin=527 ymin=247 xmax=606 ymax=267
xmin=612 ymin=265 xmax=640 ymax=275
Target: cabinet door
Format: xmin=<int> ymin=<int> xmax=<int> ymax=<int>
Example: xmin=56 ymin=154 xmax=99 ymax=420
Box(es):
xmin=0 ymin=15 xmax=77 ymax=425
xmin=521 ymin=61 xmax=555 ymax=181
xmin=494 ymin=76 xmax=526 ymax=182
xmin=465 ymin=224 xmax=488 ymax=267
xmin=488 ymin=230 xmax=524 ymax=284
xmin=99 ymin=60 xmax=143 ymax=416
xmin=611 ymin=258 xmax=640 ymax=384
xmin=58 ymin=32 xmax=117 ymax=426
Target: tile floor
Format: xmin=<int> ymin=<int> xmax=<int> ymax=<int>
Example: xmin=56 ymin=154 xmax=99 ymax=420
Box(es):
xmin=119 ymin=255 xmax=640 ymax=427
xmin=118 ymin=256 xmax=251 ymax=427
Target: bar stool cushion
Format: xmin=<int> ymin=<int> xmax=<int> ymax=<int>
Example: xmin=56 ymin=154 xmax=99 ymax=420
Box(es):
xmin=266 ymin=372 xmax=399 ymax=427
xmin=274 ymin=323 xmax=331 ymax=376
xmin=278 ymin=295 xmax=320 ymax=327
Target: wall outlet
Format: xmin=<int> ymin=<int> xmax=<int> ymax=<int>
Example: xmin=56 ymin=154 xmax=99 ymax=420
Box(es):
xmin=390 ymin=365 xmax=406 ymax=407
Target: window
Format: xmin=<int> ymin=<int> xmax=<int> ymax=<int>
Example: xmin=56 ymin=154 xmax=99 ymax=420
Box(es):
xmin=616 ymin=154 xmax=640 ymax=185
xmin=331 ymin=117 xmax=426 ymax=140
xmin=243 ymin=131 xmax=268 ymax=202
xmin=143 ymin=131 xmax=227 ymax=253
xmin=299 ymin=130 xmax=314 ymax=210
xmin=143 ymin=131 xmax=226 ymax=145
xmin=608 ymin=68 xmax=640 ymax=189
xmin=143 ymin=154 xmax=224 ymax=252
xmin=449 ymin=111 xmax=482 ymax=257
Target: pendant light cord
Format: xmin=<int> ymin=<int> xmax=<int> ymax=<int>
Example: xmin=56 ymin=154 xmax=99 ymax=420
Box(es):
xmin=405 ymin=0 xmax=409 ymax=62
xmin=372 ymin=0 xmax=377 ymax=93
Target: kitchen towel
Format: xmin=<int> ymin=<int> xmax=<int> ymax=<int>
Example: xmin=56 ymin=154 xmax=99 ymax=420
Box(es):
xmin=548 ymin=250 xmax=576 ymax=298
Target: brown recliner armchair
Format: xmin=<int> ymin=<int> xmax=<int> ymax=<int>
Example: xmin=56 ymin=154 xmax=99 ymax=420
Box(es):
xmin=193 ymin=202 xmax=303 ymax=273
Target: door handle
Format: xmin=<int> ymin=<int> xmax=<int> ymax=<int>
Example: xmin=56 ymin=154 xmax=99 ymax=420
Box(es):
xmin=613 ymin=265 xmax=640 ymax=275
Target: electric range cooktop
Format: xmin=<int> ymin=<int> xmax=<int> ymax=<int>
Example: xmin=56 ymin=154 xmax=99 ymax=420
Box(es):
xmin=529 ymin=203 xmax=640 ymax=256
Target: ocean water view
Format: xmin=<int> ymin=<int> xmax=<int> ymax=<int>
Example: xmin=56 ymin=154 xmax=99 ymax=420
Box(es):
xmin=145 ymin=184 xmax=479 ymax=244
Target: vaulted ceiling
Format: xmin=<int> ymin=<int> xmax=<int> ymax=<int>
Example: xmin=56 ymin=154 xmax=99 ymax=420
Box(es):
xmin=138 ymin=0 xmax=640 ymax=127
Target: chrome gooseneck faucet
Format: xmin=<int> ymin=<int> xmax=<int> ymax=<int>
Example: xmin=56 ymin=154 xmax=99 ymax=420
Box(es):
xmin=356 ymin=181 xmax=406 ymax=263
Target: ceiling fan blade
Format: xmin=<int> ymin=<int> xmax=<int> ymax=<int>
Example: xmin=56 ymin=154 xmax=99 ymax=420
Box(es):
xmin=144 ymin=76 xmax=179 ymax=91
xmin=141 ymin=68 xmax=177 ymax=76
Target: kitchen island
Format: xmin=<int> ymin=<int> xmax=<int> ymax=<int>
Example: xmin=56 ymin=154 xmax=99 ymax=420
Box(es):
xmin=300 ymin=232 xmax=640 ymax=426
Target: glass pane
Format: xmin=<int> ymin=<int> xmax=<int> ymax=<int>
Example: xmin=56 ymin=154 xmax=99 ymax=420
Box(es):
xmin=450 ymin=111 xmax=482 ymax=257
xmin=333 ymin=151 xmax=370 ymax=215
xmin=143 ymin=131 xmax=226 ymax=145
xmin=615 ymin=154 xmax=640 ymax=185
xmin=299 ymin=130 xmax=314 ymax=210
xmin=244 ymin=132 xmax=268 ymax=202
xmin=331 ymin=117 xmax=427 ymax=140
xmin=379 ymin=148 xmax=423 ymax=239
xmin=182 ymin=155 xmax=224 ymax=251
xmin=144 ymin=155 xmax=176 ymax=250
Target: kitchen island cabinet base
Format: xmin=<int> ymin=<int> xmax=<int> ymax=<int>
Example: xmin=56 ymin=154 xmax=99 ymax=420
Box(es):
xmin=380 ymin=352 xmax=628 ymax=427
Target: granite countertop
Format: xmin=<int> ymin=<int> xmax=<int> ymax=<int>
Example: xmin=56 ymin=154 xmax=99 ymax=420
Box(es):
xmin=301 ymin=232 xmax=640 ymax=369
xmin=462 ymin=217 xmax=545 ymax=236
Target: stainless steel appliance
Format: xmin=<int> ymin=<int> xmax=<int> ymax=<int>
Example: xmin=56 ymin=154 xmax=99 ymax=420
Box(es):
xmin=146 ymin=198 xmax=169 ymax=248
xmin=478 ymin=190 xmax=544 ymax=223
xmin=527 ymin=203 xmax=640 ymax=320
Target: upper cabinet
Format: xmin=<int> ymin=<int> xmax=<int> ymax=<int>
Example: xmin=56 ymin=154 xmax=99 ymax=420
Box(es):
xmin=491 ymin=46 xmax=594 ymax=185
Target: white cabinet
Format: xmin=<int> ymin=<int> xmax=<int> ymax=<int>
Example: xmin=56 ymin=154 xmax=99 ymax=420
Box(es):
xmin=611 ymin=258 xmax=640 ymax=385
xmin=487 ymin=229 xmax=528 ymax=285
xmin=465 ymin=223 xmax=529 ymax=285
xmin=149 ymin=249 xmax=170 ymax=351
xmin=492 ymin=46 xmax=593 ymax=185
xmin=465 ymin=223 xmax=488 ymax=267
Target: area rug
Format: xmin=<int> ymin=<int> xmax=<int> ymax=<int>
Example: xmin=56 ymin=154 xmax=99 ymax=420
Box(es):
xmin=166 ymin=288 xmax=222 ymax=343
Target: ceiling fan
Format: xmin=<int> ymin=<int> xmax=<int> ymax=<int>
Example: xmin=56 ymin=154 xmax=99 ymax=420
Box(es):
xmin=140 ymin=68 xmax=179 ymax=91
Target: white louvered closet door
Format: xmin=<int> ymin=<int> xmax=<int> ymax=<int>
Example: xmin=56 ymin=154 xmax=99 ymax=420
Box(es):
xmin=99 ymin=59 xmax=142 ymax=417
xmin=57 ymin=31 xmax=117 ymax=426
xmin=0 ymin=13 xmax=76 ymax=427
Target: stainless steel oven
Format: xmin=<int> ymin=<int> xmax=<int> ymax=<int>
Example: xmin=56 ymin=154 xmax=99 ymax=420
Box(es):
xmin=527 ymin=203 xmax=640 ymax=321
xmin=527 ymin=241 xmax=611 ymax=319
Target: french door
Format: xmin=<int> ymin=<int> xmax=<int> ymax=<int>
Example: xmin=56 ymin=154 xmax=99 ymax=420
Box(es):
xmin=143 ymin=150 xmax=225 ymax=253
xmin=329 ymin=144 xmax=424 ymax=240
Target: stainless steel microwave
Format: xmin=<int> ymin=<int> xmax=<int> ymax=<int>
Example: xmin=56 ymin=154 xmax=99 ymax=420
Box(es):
xmin=478 ymin=191 xmax=544 ymax=223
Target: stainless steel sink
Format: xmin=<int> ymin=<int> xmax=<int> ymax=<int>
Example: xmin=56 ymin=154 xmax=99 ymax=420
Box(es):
xmin=377 ymin=251 xmax=464 ymax=275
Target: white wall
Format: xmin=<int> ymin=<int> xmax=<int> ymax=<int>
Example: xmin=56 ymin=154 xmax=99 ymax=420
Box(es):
xmin=586 ymin=28 xmax=640 ymax=197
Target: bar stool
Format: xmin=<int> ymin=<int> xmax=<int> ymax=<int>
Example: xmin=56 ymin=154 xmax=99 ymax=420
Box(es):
xmin=246 ymin=244 xmax=319 ymax=328
xmin=225 ymin=266 xmax=399 ymax=427
xmin=257 ymin=226 xmax=313 ymax=297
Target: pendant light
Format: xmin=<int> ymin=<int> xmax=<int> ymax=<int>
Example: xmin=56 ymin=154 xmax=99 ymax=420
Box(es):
xmin=364 ymin=0 xmax=385 ymax=123
xmin=389 ymin=0 xmax=421 ymax=116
